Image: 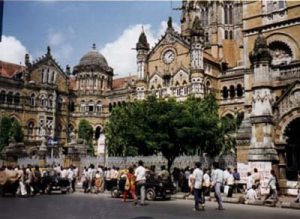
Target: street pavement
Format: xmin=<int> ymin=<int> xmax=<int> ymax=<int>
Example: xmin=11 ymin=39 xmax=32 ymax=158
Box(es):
xmin=0 ymin=192 xmax=299 ymax=219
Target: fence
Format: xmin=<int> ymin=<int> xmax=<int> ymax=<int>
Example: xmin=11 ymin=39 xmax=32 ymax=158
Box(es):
xmin=0 ymin=153 xmax=236 ymax=170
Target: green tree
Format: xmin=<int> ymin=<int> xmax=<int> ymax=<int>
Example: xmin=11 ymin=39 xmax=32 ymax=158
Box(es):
xmin=105 ymin=95 xmax=234 ymax=170
xmin=10 ymin=119 xmax=24 ymax=143
xmin=0 ymin=116 xmax=12 ymax=151
xmin=0 ymin=116 xmax=24 ymax=152
xmin=78 ymin=119 xmax=93 ymax=153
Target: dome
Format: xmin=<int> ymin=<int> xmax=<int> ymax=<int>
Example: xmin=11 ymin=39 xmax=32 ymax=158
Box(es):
xmin=78 ymin=44 xmax=108 ymax=68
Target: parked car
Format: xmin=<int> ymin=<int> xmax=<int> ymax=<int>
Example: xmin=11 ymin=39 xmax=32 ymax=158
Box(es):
xmin=111 ymin=176 xmax=174 ymax=201
xmin=41 ymin=170 xmax=70 ymax=194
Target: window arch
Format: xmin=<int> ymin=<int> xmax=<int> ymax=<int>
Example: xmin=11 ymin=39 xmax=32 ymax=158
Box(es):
xmin=229 ymin=85 xmax=235 ymax=98
xmin=222 ymin=86 xmax=229 ymax=99
xmin=96 ymin=101 xmax=102 ymax=113
xmin=27 ymin=121 xmax=35 ymax=136
xmin=40 ymin=95 xmax=46 ymax=108
xmin=30 ymin=93 xmax=35 ymax=106
xmin=14 ymin=93 xmax=20 ymax=105
xmin=48 ymin=95 xmax=53 ymax=108
xmin=95 ymin=126 xmax=102 ymax=140
xmin=7 ymin=92 xmax=13 ymax=105
xmin=0 ymin=90 xmax=5 ymax=104
xmin=88 ymin=100 xmax=94 ymax=112
xmin=237 ymin=84 xmax=243 ymax=97
xmin=269 ymin=41 xmax=293 ymax=66
xmin=225 ymin=30 xmax=228 ymax=39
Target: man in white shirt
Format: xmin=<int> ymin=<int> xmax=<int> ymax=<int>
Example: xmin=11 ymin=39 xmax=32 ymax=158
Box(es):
xmin=211 ymin=162 xmax=224 ymax=210
xmin=192 ymin=162 xmax=204 ymax=211
xmin=135 ymin=160 xmax=146 ymax=205
xmin=246 ymin=185 xmax=258 ymax=202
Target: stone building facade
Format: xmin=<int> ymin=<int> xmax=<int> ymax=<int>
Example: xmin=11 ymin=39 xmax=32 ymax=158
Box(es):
xmin=0 ymin=0 xmax=300 ymax=183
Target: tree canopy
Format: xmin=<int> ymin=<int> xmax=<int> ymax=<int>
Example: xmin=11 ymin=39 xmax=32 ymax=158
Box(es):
xmin=105 ymin=95 xmax=235 ymax=170
xmin=0 ymin=116 xmax=24 ymax=151
xmin=78 ymin=119 xmax=94 ymax=153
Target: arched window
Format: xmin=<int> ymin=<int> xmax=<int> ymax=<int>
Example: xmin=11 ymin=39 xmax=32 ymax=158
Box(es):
xmin=40 ymin=95 xmax=46 ymax=108
xmin=229 ymin=31 xmax=233 ymax=40
xmin=0 ymin=90 xmax=6 ymax=104
xmin=48 ymin=95 xmax=53 ymax=108
xmin=225 ymin=30 xmax=228 ymax=39
xmin=27 ymin=121 xmax=34 ymax=136
xmin=96 ymin=101 xmax=102 ymax=113
xmin=229 ymin=5 xmax=233 ymax=24
xmin=14 ymin=93 xmax=20 ymax=105
xmin=88 ymin=100 xmax=94 ymax=112
xmin=222 ymin=86 xmax=229 ymax=99
xmin=109 ymin=103 xmax=112 ymax=112
xmin=30 ymin=93 xmax=35 ymax=106
xmin=229 ymin=85 xmax=235 ymax=98
xmin=95 ymin=126 xmax=101 ymax=140
xmin=237 ymin=84 xmax=243 ymax=97
xmin=206 ymin=81 xmax=211 ymax=94
xmin=7 ymin=92 xmax=13 ymax=105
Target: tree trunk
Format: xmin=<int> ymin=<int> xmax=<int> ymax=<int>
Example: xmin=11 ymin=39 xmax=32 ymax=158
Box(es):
xmin=167 ymin=157 xmax=175 ymax=173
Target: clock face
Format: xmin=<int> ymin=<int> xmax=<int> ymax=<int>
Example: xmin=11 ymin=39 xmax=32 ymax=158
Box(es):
xmin=163 ymin=50 xmax=175 ymax=64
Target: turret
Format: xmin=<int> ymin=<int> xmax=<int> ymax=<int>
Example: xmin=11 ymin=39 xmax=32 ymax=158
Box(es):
xmin=136 ymin=27 xmax=149 ymax=81
xmin=248 ymin=32 xmax=278 ymax=163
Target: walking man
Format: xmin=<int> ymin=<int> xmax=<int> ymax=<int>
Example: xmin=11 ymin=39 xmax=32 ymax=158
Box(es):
xmin=211 ymin=162 xmax=224 ymax=210
xmin=135 ymin=160 xmax=146 ymax=206
xmin=192 ymin=162 xmax=204 ymax=211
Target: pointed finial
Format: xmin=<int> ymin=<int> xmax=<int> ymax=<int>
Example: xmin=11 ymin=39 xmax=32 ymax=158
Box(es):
xmin=167 ymin=16 xmax=173 ymax=29
xmin=141 ymin=25 xmax=144 ymax=33
xmin=47 ymin=46 xmax=51 ymax=55
xmin=92 ymin=43 xmax=96 ymax=50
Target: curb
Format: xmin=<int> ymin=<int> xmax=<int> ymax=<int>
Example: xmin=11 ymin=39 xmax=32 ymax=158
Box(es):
xmin=170 ymin=193 xmax=300 ymax=210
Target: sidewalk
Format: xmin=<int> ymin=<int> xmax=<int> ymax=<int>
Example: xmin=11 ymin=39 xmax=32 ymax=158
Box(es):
xmin=171 ymin=192 xmax=300 ymax=210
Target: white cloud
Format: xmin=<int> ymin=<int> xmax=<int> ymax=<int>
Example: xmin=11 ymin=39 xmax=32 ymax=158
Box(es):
xmin=48 ymin=31 xmax=64 ymax=46
xmin=100 ymin=21 xmax=180 ymax=77
xmin=47 ymin=29 xmax=74 ymax=67
xmin=0 ymin=35 xmax=29 ymax=65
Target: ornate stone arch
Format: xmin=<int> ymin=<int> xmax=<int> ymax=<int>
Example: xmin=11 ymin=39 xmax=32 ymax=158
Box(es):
xmin=267 ymin=33 xmax=300 ymax=61
xmin=274 ymin=108 xmax=300 ymax=144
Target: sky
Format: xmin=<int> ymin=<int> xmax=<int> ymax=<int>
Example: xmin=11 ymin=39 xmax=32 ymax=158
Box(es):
xmin=0 ymin=1 xmax=182 ymax=77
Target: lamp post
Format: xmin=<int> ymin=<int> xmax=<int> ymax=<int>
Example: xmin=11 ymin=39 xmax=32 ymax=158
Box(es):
xmin=38 ymin=135 xmax=48 ymax=168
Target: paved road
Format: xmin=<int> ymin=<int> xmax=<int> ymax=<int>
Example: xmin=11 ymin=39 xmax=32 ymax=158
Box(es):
xmin=0 ymin=193 xmax=299 ymax=219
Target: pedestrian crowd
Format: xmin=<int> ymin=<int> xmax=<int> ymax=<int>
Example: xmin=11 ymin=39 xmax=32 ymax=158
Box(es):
xmin=0 ymin=164 xmax=78 ymax=197
xmin=1 ymin=162 xmax=299 ymax=208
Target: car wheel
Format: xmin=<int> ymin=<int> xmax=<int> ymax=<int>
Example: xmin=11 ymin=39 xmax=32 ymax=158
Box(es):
xmin=146 ymin=188 xmax=156 ymax=201
xmin=111 ymin=187 xmax=120 ymax=198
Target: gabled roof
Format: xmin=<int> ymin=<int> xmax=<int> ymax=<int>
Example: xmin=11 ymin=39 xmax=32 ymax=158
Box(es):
xmin=112 ymin=75 xmax=137 ymax=90
xmin=0 ymin=60 xmax=25 ymax=78
xmin=31 ymin=47 xmax=67 ymax=79
xmin=147 ymin=28 xmax=190 ymax=60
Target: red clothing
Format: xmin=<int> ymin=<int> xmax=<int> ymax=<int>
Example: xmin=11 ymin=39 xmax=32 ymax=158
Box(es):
xmin=123 ymin=173 xmax=137 ymax=202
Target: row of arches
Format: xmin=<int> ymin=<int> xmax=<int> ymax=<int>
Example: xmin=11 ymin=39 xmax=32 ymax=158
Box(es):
xmin=222 ymin=84 xmax=244 ymax=99
xmin=80 ymin=100 xmax=102 ymax=114
xmin=29 ymin=93 xmax=64 ymax=110
xmin=0 ymin=90 xmax=21 ymax=105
